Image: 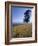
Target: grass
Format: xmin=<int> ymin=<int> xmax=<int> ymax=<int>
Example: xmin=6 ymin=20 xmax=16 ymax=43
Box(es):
xmin=11 ymin=23 xmax=32 ymax=38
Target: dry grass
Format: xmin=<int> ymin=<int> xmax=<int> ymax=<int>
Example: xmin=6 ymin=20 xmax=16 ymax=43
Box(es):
xmin=11 ymin=23 xmax=32 ymax=38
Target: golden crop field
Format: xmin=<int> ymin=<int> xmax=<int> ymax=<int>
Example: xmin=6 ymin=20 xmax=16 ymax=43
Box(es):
xmin=11 ymin=23 xmax=32 ymax=38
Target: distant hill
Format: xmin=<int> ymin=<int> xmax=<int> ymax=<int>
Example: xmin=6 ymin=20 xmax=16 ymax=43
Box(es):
xmin=12 ymin=23 xmax=32 ymax=26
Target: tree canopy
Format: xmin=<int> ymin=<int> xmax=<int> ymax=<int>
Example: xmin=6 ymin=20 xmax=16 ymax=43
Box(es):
xmin=24 ymin=10 xmax=31 ymax=23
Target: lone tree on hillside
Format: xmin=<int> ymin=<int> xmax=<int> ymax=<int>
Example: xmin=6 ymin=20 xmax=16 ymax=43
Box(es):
xmin=24 ymin=10 xmax=31 ymax=23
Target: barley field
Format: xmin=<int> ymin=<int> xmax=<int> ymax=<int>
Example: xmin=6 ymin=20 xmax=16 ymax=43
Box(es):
xmin=11 ymin=23 xmax=32 ymax=38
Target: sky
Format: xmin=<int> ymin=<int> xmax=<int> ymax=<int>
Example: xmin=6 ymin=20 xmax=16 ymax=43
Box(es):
xmin=11 ymin=6 xmax=32 ymax=24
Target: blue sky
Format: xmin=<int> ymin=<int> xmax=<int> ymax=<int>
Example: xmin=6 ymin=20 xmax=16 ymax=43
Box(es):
xmin=11 ymin=6 xmax=32 ymax=23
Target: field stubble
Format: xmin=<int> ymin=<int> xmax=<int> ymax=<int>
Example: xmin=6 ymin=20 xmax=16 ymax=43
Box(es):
xmin=11 ymin=23 xmax=32 ymax=38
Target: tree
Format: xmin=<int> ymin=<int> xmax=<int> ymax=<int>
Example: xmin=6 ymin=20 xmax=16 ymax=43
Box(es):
xmin=24 ymin=10 xmax=31 ymax=23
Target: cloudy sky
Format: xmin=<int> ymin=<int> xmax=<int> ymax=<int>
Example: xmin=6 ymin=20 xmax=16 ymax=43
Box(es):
xmin=11 ymin=6 xmax=32 ymax=24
